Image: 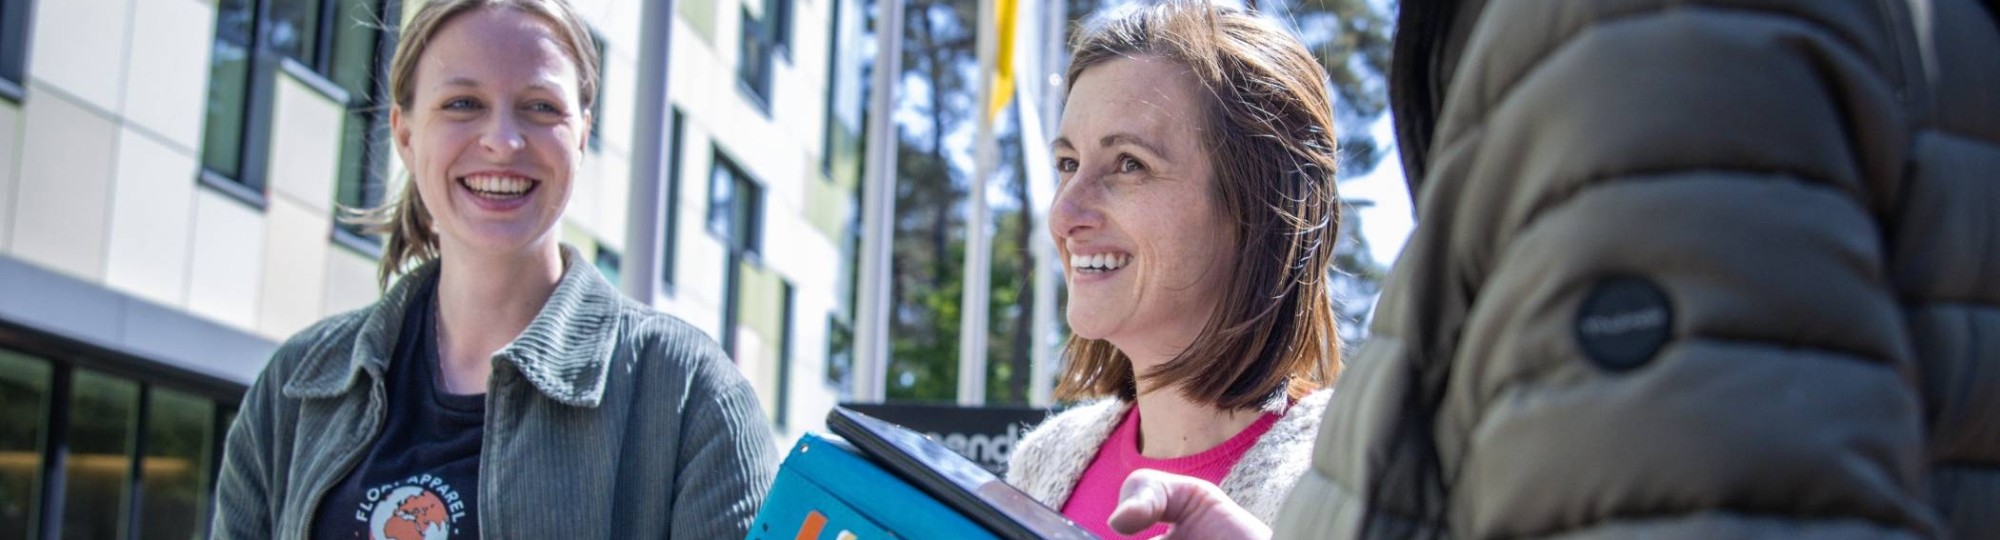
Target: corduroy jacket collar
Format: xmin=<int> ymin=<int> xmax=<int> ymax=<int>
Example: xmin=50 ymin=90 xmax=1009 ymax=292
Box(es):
xmin=280 ymin=245 xmax=622 ymax=407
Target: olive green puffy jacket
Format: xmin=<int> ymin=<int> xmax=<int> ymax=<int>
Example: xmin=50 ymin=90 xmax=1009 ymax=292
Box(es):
xmin=1277 ymin=0 xmax=2000 ymax=538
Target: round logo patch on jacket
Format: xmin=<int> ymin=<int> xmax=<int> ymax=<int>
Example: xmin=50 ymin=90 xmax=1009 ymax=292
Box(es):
xmin=1575 ymin=276 xmax=1673 ymax=371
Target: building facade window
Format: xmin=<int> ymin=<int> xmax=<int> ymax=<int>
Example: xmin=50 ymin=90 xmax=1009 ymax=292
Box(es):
xmin=0 ymin=0 xmax=33 ymax=101
xmin=137 ymin=388 xmax=217 ymax=540
xmin=660 ymin=108 xmax=685 ymax=290
xmin=587 ymin=28 xmax=607 ymax=151
xmin=774 ymin=281 xmax=794 ymax=428
xmin=202 ymin=0 xmax=396 ymax=205
xmin=737 ymin=0 xmax=791 ymax=112
xmin=709 ymin=151 xmax=764 ymax=359
xmin=0 ymin=350 xmax=50 ymax=540
xmin=820 ymin=0 xmax=865 ymax=179
xmin=0 ymin=348 xmax=235 ymax=539
xmin=59 ymin=369 xmax=138 ymax=540
xmin=333 ymin=0 xmax=402 ymax=249
xmin=707 ymin=153 xmax=764 ymax=256
xmin=594 ymin=245 xmax=622 ymax=287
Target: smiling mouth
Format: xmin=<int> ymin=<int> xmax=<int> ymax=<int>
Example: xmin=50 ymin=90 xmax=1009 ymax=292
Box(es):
xmin=459 ymin=174 xmax=538 ymax=200
xmin=1071 ymin=253 xmax=1133 ymax=274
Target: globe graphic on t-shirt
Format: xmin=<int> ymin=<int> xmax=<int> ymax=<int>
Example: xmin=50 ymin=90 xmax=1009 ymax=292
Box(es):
xmin=369 ymin=486 xmax=451 ymax=540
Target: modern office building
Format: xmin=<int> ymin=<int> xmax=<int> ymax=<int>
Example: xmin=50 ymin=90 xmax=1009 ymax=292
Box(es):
xmin=0 ymin=0 xmax=864 ymax=536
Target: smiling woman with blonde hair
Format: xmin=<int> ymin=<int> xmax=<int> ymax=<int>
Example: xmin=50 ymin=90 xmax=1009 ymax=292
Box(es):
xmin=210 ymin=1 xmax=776 ymax=538
xmin=1004 ymin=2 xmax=1345 ymax=538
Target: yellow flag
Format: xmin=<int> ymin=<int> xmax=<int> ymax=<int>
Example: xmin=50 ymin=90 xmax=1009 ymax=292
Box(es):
xmin=986 ymin=0 xmax=1018 ymax=121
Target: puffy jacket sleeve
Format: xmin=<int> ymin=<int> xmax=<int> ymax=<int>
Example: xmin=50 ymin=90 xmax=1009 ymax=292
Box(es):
xmin=1281 ymin=1 xmax=1946 ymax=538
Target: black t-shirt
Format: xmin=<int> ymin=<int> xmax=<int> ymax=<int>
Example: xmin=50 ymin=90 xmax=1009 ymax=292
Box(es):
xmin=313 ymin=281 xmax=484 ymax=539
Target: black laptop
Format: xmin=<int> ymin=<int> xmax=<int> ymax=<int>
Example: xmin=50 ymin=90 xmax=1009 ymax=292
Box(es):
xmin=826 ymin=407 xmax=1098 ymax=540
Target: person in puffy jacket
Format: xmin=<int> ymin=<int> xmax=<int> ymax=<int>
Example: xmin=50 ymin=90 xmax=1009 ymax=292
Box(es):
xmin=1115 ymin=0 xmax=2000 ymax=538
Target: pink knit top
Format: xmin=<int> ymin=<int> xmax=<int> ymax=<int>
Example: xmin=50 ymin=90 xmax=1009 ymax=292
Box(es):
xmin=1058 ymin=405 xmax=1281 ymax=539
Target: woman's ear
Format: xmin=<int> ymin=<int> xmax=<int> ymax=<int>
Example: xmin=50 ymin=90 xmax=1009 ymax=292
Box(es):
xmin=390 ymin=105 xmax=414 ymax=167
xmin=578 ymin=108 xmax=594 ymax=153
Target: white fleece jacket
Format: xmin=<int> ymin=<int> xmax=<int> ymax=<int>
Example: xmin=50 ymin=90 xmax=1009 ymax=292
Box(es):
xmin=1004 ymin=390 xmax=1331 ymax=524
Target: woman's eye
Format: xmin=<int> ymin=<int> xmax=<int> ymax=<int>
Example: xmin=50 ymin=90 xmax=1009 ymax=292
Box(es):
xmin=443 ymin=98 xmax=482 ymax=111
xmin=527 ymin=101 xmax=564 ymax=114
xmin=1055 ymin=157 xmax=1078 ymax=173
xmin=1117 ymin=155 xmax=1145 ymax=173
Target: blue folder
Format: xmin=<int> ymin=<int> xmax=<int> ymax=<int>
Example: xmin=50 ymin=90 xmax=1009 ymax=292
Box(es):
xmin=748 ymin=433 xmax=997 ymax=540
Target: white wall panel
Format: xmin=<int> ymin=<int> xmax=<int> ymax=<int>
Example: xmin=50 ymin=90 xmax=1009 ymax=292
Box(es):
xmin=266 ymin=76 xmax=344 ymax=213
xmin=322 ymin=246 xmax=381 ymax=317
xmin=104 ymin=127 xmax=199 ymax=307
xmin=10 ymin=91 xmax=117 ymax=281
xmin=185 ymin=189 xmax=266 ymax=330
xmin=29 ymin=0 xmax=134 ymax=113
xmin=256 ymin=197 xmax=330 ymax=339
xmin=121 ymin=0 xmax=216 ymax=152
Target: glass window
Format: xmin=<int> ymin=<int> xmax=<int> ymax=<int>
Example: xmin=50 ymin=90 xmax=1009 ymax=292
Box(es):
xmin=208 ymin=0 xmax=396 ymax=196
xmin=0 ymin=351 xmax=51 ymax=540
xmin=775 ymin=282 xmax=794 ymax=427
xmin=734 ymin=178 xmax=763 ymax=255
xmin=0 ymin=0 xmax=33 ymax=99
xmin=201 ymin=0 xmax=257 ymax=182
xmin=824 ymin=316 xmax=852 ymax=393
xmin=737 ymin=4 xmax=778 ymax=107
xmin=660 ymin=109 xmax=685 ymax=288
xmin=588 ymin=29 xmax=607 ymax=150
xmin=707 ymin=158 xmax=738 ymax=241
xmin=265 ymin=0 xmax=322 ymax=63
xmin=594 ymin=246 xmax=622 ymax=287
xmin=138 ymin=389 xmax=214 ymax=540
xmin=707 ymin=156 xmax=764 ymax=255
xmin=331 ymin=0 xmax=395 ymax=238
xmin=333 ymin=109 xmax=388 ymax=221
xmin=327 ymin=0 xmax=383 ymax=97
xmin=61 ymin=370 xmax=138 ymax=540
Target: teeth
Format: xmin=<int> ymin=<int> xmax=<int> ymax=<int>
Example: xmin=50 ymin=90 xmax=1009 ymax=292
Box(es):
xmin=1069 ymin=253 xmax=1131 ymax=273
xmin=464 ymin=175 xmax=532 ymax=195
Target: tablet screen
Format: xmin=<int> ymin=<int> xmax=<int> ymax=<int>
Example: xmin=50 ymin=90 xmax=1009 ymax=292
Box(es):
xmin=828 ymin=407 xmax=1096 ymax=540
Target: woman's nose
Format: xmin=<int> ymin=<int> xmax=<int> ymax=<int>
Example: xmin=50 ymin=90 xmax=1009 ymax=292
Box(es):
xmin=1048 ymin=174 xmax=1103 ymax=240
xmin=480 ymin=112 xmax=527 ymax=157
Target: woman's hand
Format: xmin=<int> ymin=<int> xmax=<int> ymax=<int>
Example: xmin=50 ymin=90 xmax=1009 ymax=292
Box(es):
xmin=1108 ymin=469 xmax=1273 ymax=540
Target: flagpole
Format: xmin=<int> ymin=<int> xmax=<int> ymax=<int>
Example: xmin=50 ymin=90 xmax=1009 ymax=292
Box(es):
xmin=1027 ymin=0 xmax=1063 ymax=407
xmin=959 ymin=0 xmax=999 ymax=406
xmin=854 ymin=0 xmax=905 ymax=403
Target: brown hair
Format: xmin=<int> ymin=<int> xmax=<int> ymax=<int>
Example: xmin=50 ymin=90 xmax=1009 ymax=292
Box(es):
xmin=345 ymin=0 xmax=601 ymax=288
xmin=1055 ymin=1 xmax=1342 ymax=410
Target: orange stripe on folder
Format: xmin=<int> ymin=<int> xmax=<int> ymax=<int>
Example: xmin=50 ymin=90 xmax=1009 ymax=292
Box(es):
xmin=795 ymin=510 xmax=828 ymax=540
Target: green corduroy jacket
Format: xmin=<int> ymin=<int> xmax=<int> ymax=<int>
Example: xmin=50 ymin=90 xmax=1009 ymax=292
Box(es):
xmin=211 ymin=246 xmax=778 ymax=539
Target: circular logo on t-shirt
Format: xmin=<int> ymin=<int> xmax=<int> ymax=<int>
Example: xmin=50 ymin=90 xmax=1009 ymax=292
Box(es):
xmin=370 ymin=485 xmax=451 ymax=540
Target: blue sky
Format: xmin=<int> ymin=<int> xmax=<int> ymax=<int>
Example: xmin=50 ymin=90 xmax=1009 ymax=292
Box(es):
xmin=1342 ymin=116 xmax=1414 ymax=266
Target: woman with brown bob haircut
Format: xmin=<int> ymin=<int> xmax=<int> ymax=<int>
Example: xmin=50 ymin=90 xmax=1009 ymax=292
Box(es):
xmin=210 ymin=1 xmax=776 ymax=537
xmin=1005 ymin=1 xmax=1343 ymax=537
